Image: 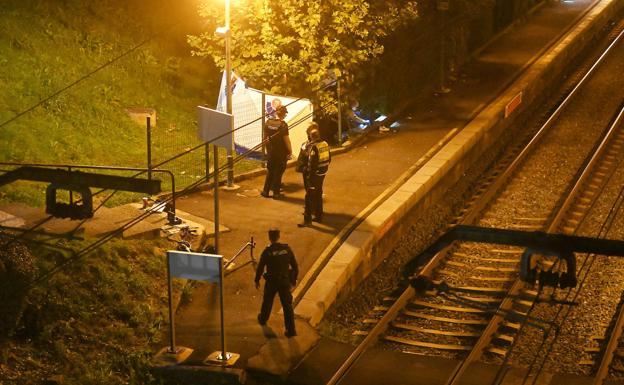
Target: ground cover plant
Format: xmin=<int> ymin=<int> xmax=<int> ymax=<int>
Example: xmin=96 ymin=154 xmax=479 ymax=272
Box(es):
xmin=0 ymin=234 xmax=175 ymax=384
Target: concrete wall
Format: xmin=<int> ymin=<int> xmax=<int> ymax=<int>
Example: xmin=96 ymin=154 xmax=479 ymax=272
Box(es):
xmin=295 ymin=0 xmax=624 ymax=327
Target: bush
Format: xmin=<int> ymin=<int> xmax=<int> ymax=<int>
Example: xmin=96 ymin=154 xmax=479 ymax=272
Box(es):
xmin=0 ymin=233 xmax=37 ymax=353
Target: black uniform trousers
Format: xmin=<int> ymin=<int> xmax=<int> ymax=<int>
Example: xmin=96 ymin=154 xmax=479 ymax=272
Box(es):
xmin=303 ymin=173 xmax=325 ymax=221
xmin=263 ymin=153 xmax=287 ymax=195
xmin=258 ymin=279 xmax=296 ymax=334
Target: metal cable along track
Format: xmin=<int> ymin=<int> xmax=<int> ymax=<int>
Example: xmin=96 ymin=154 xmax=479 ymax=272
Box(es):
xmin=325 ymin=18 xmax=624 ymax=385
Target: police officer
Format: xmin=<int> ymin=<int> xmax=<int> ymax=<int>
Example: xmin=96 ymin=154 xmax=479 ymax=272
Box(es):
xmin=261 ymin=105 xmax=292 ymax=199
xmin=255 ymin=228 xmax=299 ymax=337
xmin=298 ymin=123 xmax=330 ymax=227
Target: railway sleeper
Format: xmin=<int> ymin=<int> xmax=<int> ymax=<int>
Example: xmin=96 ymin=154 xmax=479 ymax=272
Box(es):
xmin=494 ymin=333 xmax=515 ymax=344
xmin=587 ymin=180 xmax=603 ymax=189
xmin=450 ymin=253 xmax=520 ymax=264
xmin=509 ymin=224 xmax=543 ymax=231
xmin=475 ymin=266 xmax=518 ymax=273
xmin=511 ymin=217 xmax=548 ymax=223
xmin=383 ymin=335 xmax=473 ymax=351
xmin=402 ymin=310 xmax=489 ymax=325
xmin=410 ymin=299 xmax=489 ymax=314
xmin=438 ymin=294 xmax=501 ymax=305
xmin=440 ymin=265 xmax=516 ymax=278
xmin=507 ymin=308 xmax=529 ymax=318
xmin=455 ymin=249 xmax=522 ymax=257
xmin=391 ymin=322 xmax=482 ymax=338
xmin=445 ymin=260 xmax=468 ymax=268
xmin=490 ymin=248 xmax=525 ymax=254
xmin=468 ymin=275 xmax=516 ymax=283
xmin=565 ymin=218 xmax=580 ymax=227
xmin=403 ymin=306 xmax=490 ymax=322
xmin=486 ymin=347 xmax=509 ymax=356
xmin=446 ymin=285 xmax=508 ymax=296
xmin=514 ymin=299 xmax=535 ymax=308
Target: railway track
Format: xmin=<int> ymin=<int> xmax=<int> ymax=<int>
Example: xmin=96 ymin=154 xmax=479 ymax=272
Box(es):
xmin=327 ymin=19 xmax=624 ymax=385
xmin=572 ymin=106 xmax=624 ymax=385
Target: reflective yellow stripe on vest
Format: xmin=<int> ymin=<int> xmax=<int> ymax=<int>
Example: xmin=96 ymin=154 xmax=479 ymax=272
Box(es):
xmin=316 ymin=141 xmax=330 ymax=167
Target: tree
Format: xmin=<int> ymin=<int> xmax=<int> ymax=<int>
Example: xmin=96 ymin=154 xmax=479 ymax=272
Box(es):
xmin=188 ymin=0 xmax=418 ymax=114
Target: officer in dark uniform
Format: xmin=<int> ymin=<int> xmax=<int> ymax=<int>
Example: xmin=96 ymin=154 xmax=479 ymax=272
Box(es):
xmin=298 ymin=123 xmax=331 ymax=227
xmin=255 ymin=227 xmax=299 ymax=337
xmin=261 ymin=106 xmax=292 ymax=199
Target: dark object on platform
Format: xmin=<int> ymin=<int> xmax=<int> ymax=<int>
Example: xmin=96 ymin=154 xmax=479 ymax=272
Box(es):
xmin=165 ymin=202 xmax=182 ymax=225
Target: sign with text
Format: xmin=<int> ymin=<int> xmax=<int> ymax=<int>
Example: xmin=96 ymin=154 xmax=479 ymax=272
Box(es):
xmin=167 ymin=250 xmax=222 ymax=282
xmin=505 ymin=91 xmax=523 ymax=118
xmin=197 ymin=106 xmax=232 ymax=149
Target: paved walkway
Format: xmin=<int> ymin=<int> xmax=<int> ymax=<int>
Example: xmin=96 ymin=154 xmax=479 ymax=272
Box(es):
xmin=169 ymin=0 xmax=594 ymax=375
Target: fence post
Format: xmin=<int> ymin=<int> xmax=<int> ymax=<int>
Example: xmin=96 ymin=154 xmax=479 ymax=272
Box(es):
xmin=205 ymin=143 xmax=210 ymax=182
xmin=261 ymin=92 xmax=266 ymax=156
xmin=146 ymin=116 xmax=152 ymax=181
xmin=214 ymin=146 xmax=220 ymax=254
xmin=337 ymin=79 xmax=342 ymax=146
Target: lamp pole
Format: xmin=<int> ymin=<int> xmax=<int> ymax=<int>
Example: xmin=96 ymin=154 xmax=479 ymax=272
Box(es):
xmin=225 ymin=0 xmax=236 ymax=187
xmin=437 ymin=0 xmax=450 ymax=94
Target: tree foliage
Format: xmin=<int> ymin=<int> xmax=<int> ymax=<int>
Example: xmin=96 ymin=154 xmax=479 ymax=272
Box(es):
xmin=188 ymin=0 xmax=419 ymax=111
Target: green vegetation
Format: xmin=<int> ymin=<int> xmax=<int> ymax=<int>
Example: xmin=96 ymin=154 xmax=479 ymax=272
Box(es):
xmin=0 ymin=236 xmax=175 ymax=384
xmin=0 ymin=0 xmax=257 ymax=207
xmin=188 ymin=0 xmax=420 ymax=113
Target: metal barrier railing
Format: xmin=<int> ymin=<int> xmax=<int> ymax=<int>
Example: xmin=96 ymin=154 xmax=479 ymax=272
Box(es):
xmin=224 ymin=236 xmax=256 ymax=274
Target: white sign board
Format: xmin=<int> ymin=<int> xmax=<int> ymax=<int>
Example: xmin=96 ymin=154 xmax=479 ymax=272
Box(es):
xmin=167 ymin=250 xmax=222 ymax=282
xmin=198 ymin=106 xmax=232 ymax=149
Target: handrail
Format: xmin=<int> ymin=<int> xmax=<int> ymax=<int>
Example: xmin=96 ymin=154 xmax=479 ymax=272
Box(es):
xmin=224 ymin=237 xmax=257 ymax=274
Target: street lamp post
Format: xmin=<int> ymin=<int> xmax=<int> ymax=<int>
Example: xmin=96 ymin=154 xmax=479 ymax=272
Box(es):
xmin=224 ymin=0 xmax=236 ymax=188
xmin=437 ymin=0 xmax=450 ymax=94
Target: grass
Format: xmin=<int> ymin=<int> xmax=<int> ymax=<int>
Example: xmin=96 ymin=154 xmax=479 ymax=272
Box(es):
xmin=0 ymin=236 xmax=179 ymax=384
xmin=0 ymin=0 xmax=259 ymax=207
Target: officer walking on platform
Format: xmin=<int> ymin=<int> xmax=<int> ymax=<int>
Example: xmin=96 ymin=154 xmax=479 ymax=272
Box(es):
xmin=255 ymin=228 xmax=299 ymax=337
xmin=261 ymin=105 xmax=292 ymax=199
xmin=298 ymin=122 xmax=331 ymax=227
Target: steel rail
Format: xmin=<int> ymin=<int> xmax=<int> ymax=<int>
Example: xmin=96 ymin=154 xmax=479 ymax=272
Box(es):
xmin=552 ymin=104 xmax=624 ymax=233
xmin=589 ymin=105 xmax=624 ymax=385
xmin=325 ymin=6 xmax=620 ymax=385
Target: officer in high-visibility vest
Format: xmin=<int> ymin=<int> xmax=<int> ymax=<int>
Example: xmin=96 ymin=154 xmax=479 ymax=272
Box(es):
xmin=298 ymin=122 xmax=331 ymax=227
xmin=255 ymin=228 xmax=299 ymax=337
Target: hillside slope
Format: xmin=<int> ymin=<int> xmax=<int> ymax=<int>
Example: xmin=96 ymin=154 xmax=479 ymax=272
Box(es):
xmin=0 ymin=0 xmax=247 ymax=205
